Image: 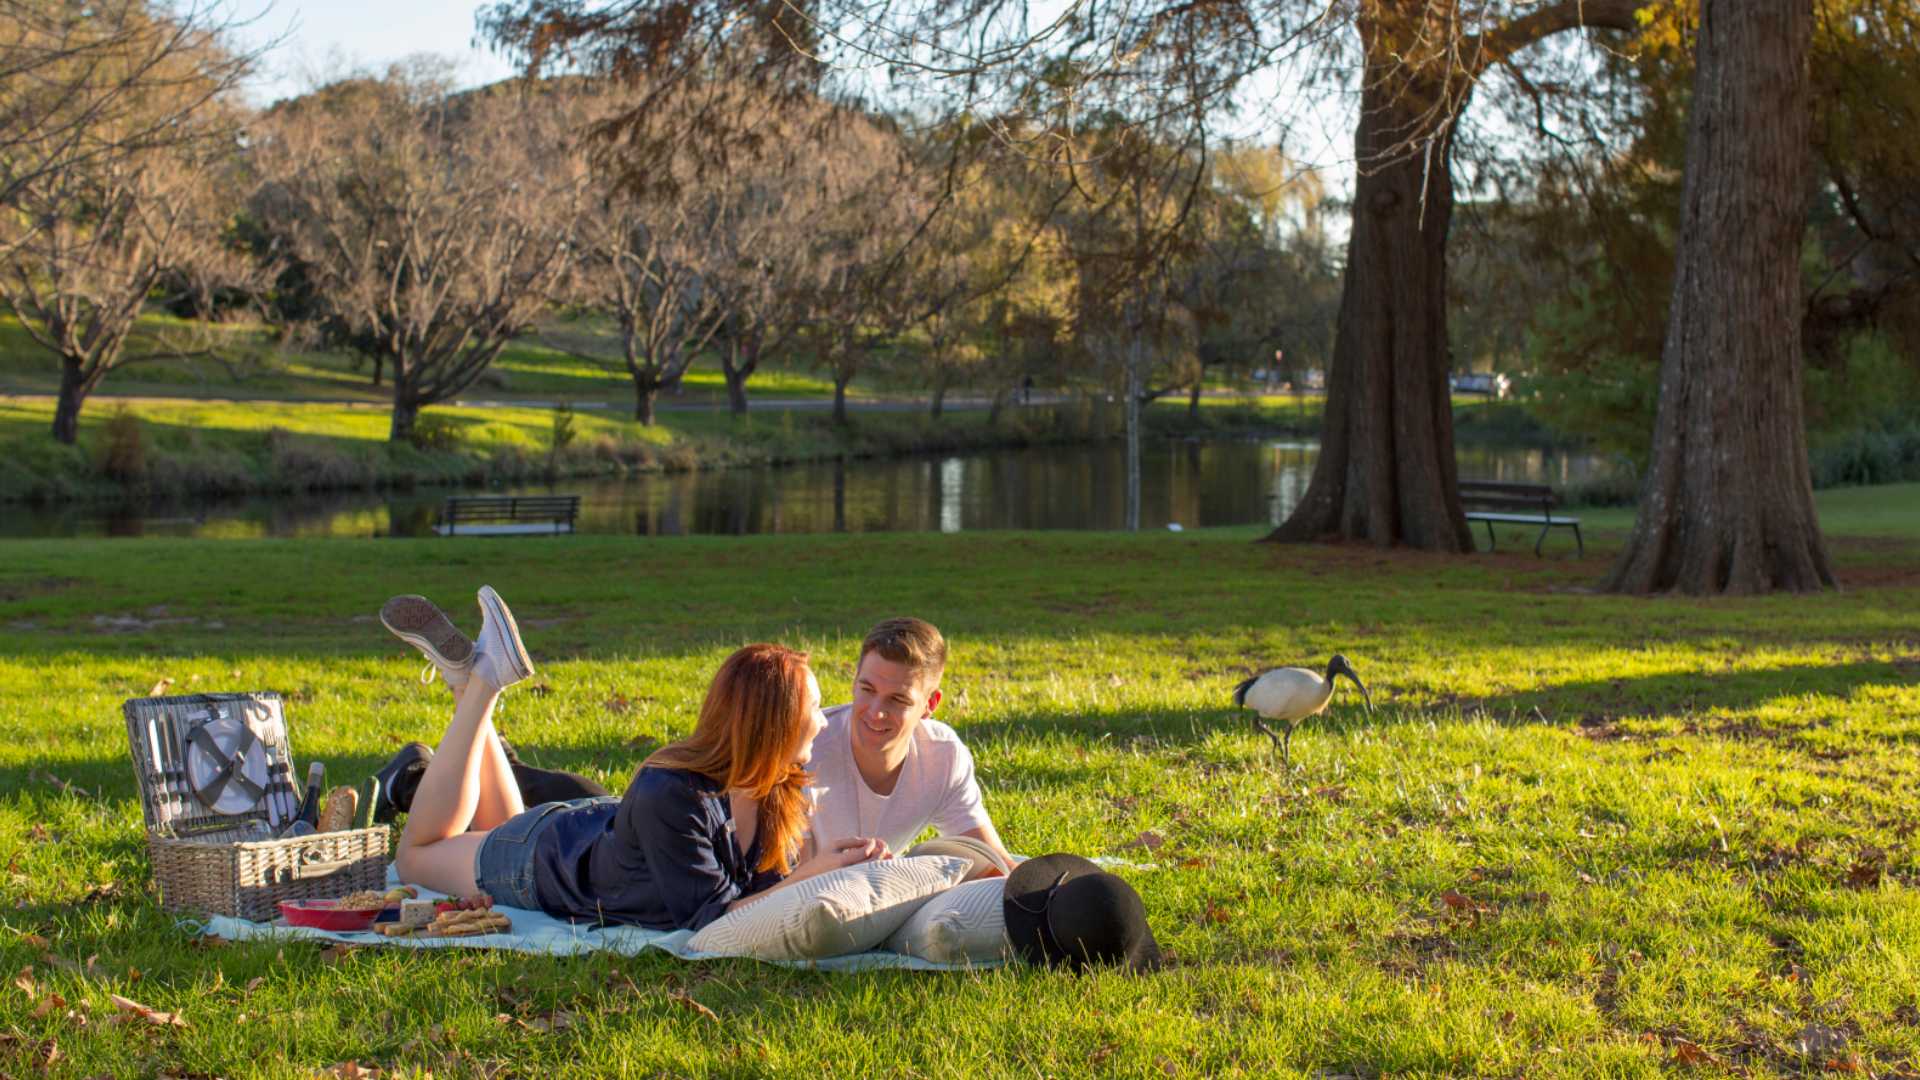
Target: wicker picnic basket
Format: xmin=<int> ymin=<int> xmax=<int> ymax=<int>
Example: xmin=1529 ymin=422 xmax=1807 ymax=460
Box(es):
xmin=124 ymin=692 xmax=389 ymax=922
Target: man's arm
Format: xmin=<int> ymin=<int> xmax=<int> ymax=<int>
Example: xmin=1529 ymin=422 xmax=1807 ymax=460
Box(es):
xmin=956 ymin=823 xmax=1017 ymax=871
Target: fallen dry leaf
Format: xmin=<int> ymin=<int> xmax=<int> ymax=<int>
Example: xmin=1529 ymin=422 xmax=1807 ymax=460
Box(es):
xmin=1670 ymin=1038 xmax=1716 ymax=1067
xmin=1119 ymin=830 xmax=1166 ymax=853
xmin=109 ymin=993 xmax=186 ymax=1028
xmin=1846 ymin=848 xmax=1885 ymax=889
xmin=244 ymin=976 xmax=266 ymax=993
xmin=147 ymin=677 xmax=174 ymax=697
xmin=34 ymin=771 xmax=90 ymax=798
xmin=313 ymin=1063 xmax=383 ymax=1079
xmin=667 ymin=990 xmax=718 ymax=1022
xmin=14 ymin=967 xmax=36 ymax=999
xmin=1794 ymin=1023 xmax=1850 ymax=1061
xmin=1439 ymin=890 xmax=1493 ymax=917
xmin=18 ymin=932 xmax=49 ymax=949
xmin=29 ymin=990 xmax=65 ymax=1019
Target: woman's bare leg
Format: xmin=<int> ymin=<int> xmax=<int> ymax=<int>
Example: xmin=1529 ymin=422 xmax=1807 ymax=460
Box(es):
xmin=472 ymin=684 xmax=525 ymax=830
xmin=392 ymin=585 xmax=534 ymax=895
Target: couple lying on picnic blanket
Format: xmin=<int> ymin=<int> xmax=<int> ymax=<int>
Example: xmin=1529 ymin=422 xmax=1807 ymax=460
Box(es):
xmin=374 ymin=588 xmax=1159 ymax=971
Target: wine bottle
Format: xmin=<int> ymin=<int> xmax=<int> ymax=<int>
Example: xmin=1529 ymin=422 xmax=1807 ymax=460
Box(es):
xmin=291 ymin=761 xmax=325 ymax=831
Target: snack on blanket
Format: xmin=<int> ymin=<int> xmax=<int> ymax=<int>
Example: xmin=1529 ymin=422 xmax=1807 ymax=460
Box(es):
xmin=398 ymin=898 xmax=437 ymax=929
xmin=333 ymin=890 xmax=389 ymax=910
xmin=423 ymin=908 xmax=511 ymax=937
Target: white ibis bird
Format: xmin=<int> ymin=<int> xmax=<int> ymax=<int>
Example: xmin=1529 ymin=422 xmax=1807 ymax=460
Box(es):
xmin=1232 ymin=655 xmax=1374 ymax=769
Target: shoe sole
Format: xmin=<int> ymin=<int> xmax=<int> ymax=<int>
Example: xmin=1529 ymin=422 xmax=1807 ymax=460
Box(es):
xmin=478 ymin=585 xmax=535 ymax=683
xmin=380 ymin=596 xmax=474 ymax=669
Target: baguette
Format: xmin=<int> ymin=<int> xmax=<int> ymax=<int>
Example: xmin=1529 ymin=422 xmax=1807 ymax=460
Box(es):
xmin=375 ymin=908 xmax=513 ymax=939
xmin=318 ymin=786 xmax=359 ymax=833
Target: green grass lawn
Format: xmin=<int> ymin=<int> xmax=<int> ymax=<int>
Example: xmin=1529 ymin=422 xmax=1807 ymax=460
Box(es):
xmin=1 ymin=489 xmax=1917 ymax=1077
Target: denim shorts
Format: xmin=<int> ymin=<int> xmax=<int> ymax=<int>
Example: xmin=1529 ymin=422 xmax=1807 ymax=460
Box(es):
xmin=473 ymin=796 xmax=618 ymax=909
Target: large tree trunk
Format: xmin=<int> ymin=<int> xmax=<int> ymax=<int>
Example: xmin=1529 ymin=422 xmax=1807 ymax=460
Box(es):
xmin=1603 ymin=0 xmax=1832 ymax=595
xmin=929 ymin=376 xmax=948 ymax=419
xmin=52 ymin=359 xmax=86 ymax=445
xmin=832 ymin=370 xmax=852 ymax=425
xmin=634 ymin=381 xmax=659 ymax=425
xmin=1265 ymin=47 xmax=1473 ymax=552
xmin=389 ymin=396 xmax=421 ymax=444
xmin=722 ymin=341 xmax=758 ymax=416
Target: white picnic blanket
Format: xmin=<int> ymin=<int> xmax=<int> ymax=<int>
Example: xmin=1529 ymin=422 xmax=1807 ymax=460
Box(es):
xmin=193 ymin=869 xmax=985 ymax=972
xmin=195 ymin=856 xmax=1146 ymax=971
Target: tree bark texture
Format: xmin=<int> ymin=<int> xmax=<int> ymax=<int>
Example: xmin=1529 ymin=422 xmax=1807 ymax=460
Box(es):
xmin=51 ymin=360 xmax=89 ymax=445
xmin=722 ymin=341 xmax=758 ymax=416
xmin=1603 ymin=0 xmax=1833 ymax=596
xmin=389 ymin=397 xmax=421 ymax=444
xmin=1266 ymin=37 xmax=1473 ymax=552
xmin=832 ymin=368 xmax=854 ymax=425
xmin=634 ymin=380 xmax=659 ymax=425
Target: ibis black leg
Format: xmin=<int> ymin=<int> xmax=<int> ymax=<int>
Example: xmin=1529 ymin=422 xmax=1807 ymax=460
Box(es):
xmin=1252 ymin=717 xmax=1284 ymax=766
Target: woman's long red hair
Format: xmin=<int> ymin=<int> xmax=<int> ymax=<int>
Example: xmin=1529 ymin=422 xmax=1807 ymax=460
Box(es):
xmin=642 ymin=644 xmax=813 ymax=875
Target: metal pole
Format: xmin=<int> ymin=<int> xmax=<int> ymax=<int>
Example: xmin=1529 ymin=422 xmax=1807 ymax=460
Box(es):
xmin=1125 ymin=335 xmax=1142 ymax=532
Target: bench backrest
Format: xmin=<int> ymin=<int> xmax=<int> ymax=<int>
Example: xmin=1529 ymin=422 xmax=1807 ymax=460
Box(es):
xmin=1457 ymin=480 xmax=1558 ymax=512
xmin=442 ymin=495 xmax=581 ymax=522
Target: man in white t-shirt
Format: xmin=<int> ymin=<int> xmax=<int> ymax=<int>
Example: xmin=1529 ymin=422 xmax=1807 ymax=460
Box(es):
xmin=802 ymin=617 xmax=1014 ymax=869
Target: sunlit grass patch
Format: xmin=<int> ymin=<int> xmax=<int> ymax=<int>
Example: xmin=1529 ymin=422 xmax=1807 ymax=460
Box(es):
xmin=0 ymin=492 xmax=1916 ymax=1076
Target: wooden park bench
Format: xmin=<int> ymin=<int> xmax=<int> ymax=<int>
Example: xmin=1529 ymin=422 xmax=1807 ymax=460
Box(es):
xmin=435 ymin=495 xmax=580 ymax=537
xmin=1458 ymin=480 xmax=1583 ymax=557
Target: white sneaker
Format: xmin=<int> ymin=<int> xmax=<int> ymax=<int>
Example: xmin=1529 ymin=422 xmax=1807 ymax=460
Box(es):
xmin=472 ymin=585 xmax=535 ymax=691
xmin=380 ymin=595 xmax=474 ymax=693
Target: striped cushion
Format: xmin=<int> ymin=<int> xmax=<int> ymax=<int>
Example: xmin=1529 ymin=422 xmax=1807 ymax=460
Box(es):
xmin=686 ymin=856 xmax=971 ymax=961
xmin=884 ymin=877 xmax=1009 ymax=964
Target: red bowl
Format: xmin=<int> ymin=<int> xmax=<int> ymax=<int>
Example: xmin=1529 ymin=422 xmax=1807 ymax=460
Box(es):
xmin=278 ymin=899 xmax=382 ymax=931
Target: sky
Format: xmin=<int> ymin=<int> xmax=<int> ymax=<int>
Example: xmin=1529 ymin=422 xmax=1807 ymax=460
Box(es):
xmin=224 ymin=0 xmax=1360 ymax=202
xmin=230 ymin=0 xmax=519 ymax=105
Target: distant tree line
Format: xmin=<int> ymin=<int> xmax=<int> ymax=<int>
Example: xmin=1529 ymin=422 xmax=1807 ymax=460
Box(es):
xmin=0 ymin=3 xmax=1336 ymax=446
xmin=5 ymin=0 xmax=1919 ymax=595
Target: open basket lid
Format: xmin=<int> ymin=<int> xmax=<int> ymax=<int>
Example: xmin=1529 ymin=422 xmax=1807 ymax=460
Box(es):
xmin=123 ymin=692 xmax=295 ymax=839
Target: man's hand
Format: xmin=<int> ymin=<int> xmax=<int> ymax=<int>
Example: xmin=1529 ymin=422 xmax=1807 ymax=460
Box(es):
xmin=795 ymin=836 xmax=892 ymax=879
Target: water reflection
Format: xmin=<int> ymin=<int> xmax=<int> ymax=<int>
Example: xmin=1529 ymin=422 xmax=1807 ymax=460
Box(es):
xmin=2 ymin=437 xmax=1603 ymax=540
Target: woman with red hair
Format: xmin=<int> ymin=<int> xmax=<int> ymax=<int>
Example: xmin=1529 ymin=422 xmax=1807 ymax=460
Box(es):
xmin=390 ymin=587 xmax=888 ymax=929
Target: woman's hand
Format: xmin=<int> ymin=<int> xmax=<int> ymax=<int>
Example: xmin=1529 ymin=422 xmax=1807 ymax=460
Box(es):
xmin=729 ymin=837 xmax=893 ymax=912
xmin=791 ymin=836 xmax=890 ymax=879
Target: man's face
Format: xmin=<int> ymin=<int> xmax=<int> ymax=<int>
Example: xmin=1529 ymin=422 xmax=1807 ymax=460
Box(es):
xmin=849 ymin=652 xmax=942 ymax=760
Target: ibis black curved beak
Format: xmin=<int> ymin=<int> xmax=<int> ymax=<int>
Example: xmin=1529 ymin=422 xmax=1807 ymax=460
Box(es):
xmin=1329 ymin=654 xmax=1374 ymax=715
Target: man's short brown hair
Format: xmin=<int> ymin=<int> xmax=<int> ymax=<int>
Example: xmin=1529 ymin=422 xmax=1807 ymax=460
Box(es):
xmin=859 ymin=617 xmax=947 ymax=680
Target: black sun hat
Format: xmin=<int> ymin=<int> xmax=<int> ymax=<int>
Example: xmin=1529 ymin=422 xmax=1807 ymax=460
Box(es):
xmin=1002 ymin=852 xmax=1161 ymax=973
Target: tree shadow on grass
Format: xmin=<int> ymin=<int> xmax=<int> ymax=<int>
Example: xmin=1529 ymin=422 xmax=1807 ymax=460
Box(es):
xmin=8 ymin=658 xmax=1912 ymax=815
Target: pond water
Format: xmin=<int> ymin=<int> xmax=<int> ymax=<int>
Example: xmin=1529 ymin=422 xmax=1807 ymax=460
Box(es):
xmin=3 ymin=437 xmax=1605 ymax=540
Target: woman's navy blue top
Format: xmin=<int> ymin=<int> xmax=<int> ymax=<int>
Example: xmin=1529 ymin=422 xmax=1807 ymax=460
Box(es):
xmin=527 ymin=766 xmax=782 ymax=930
